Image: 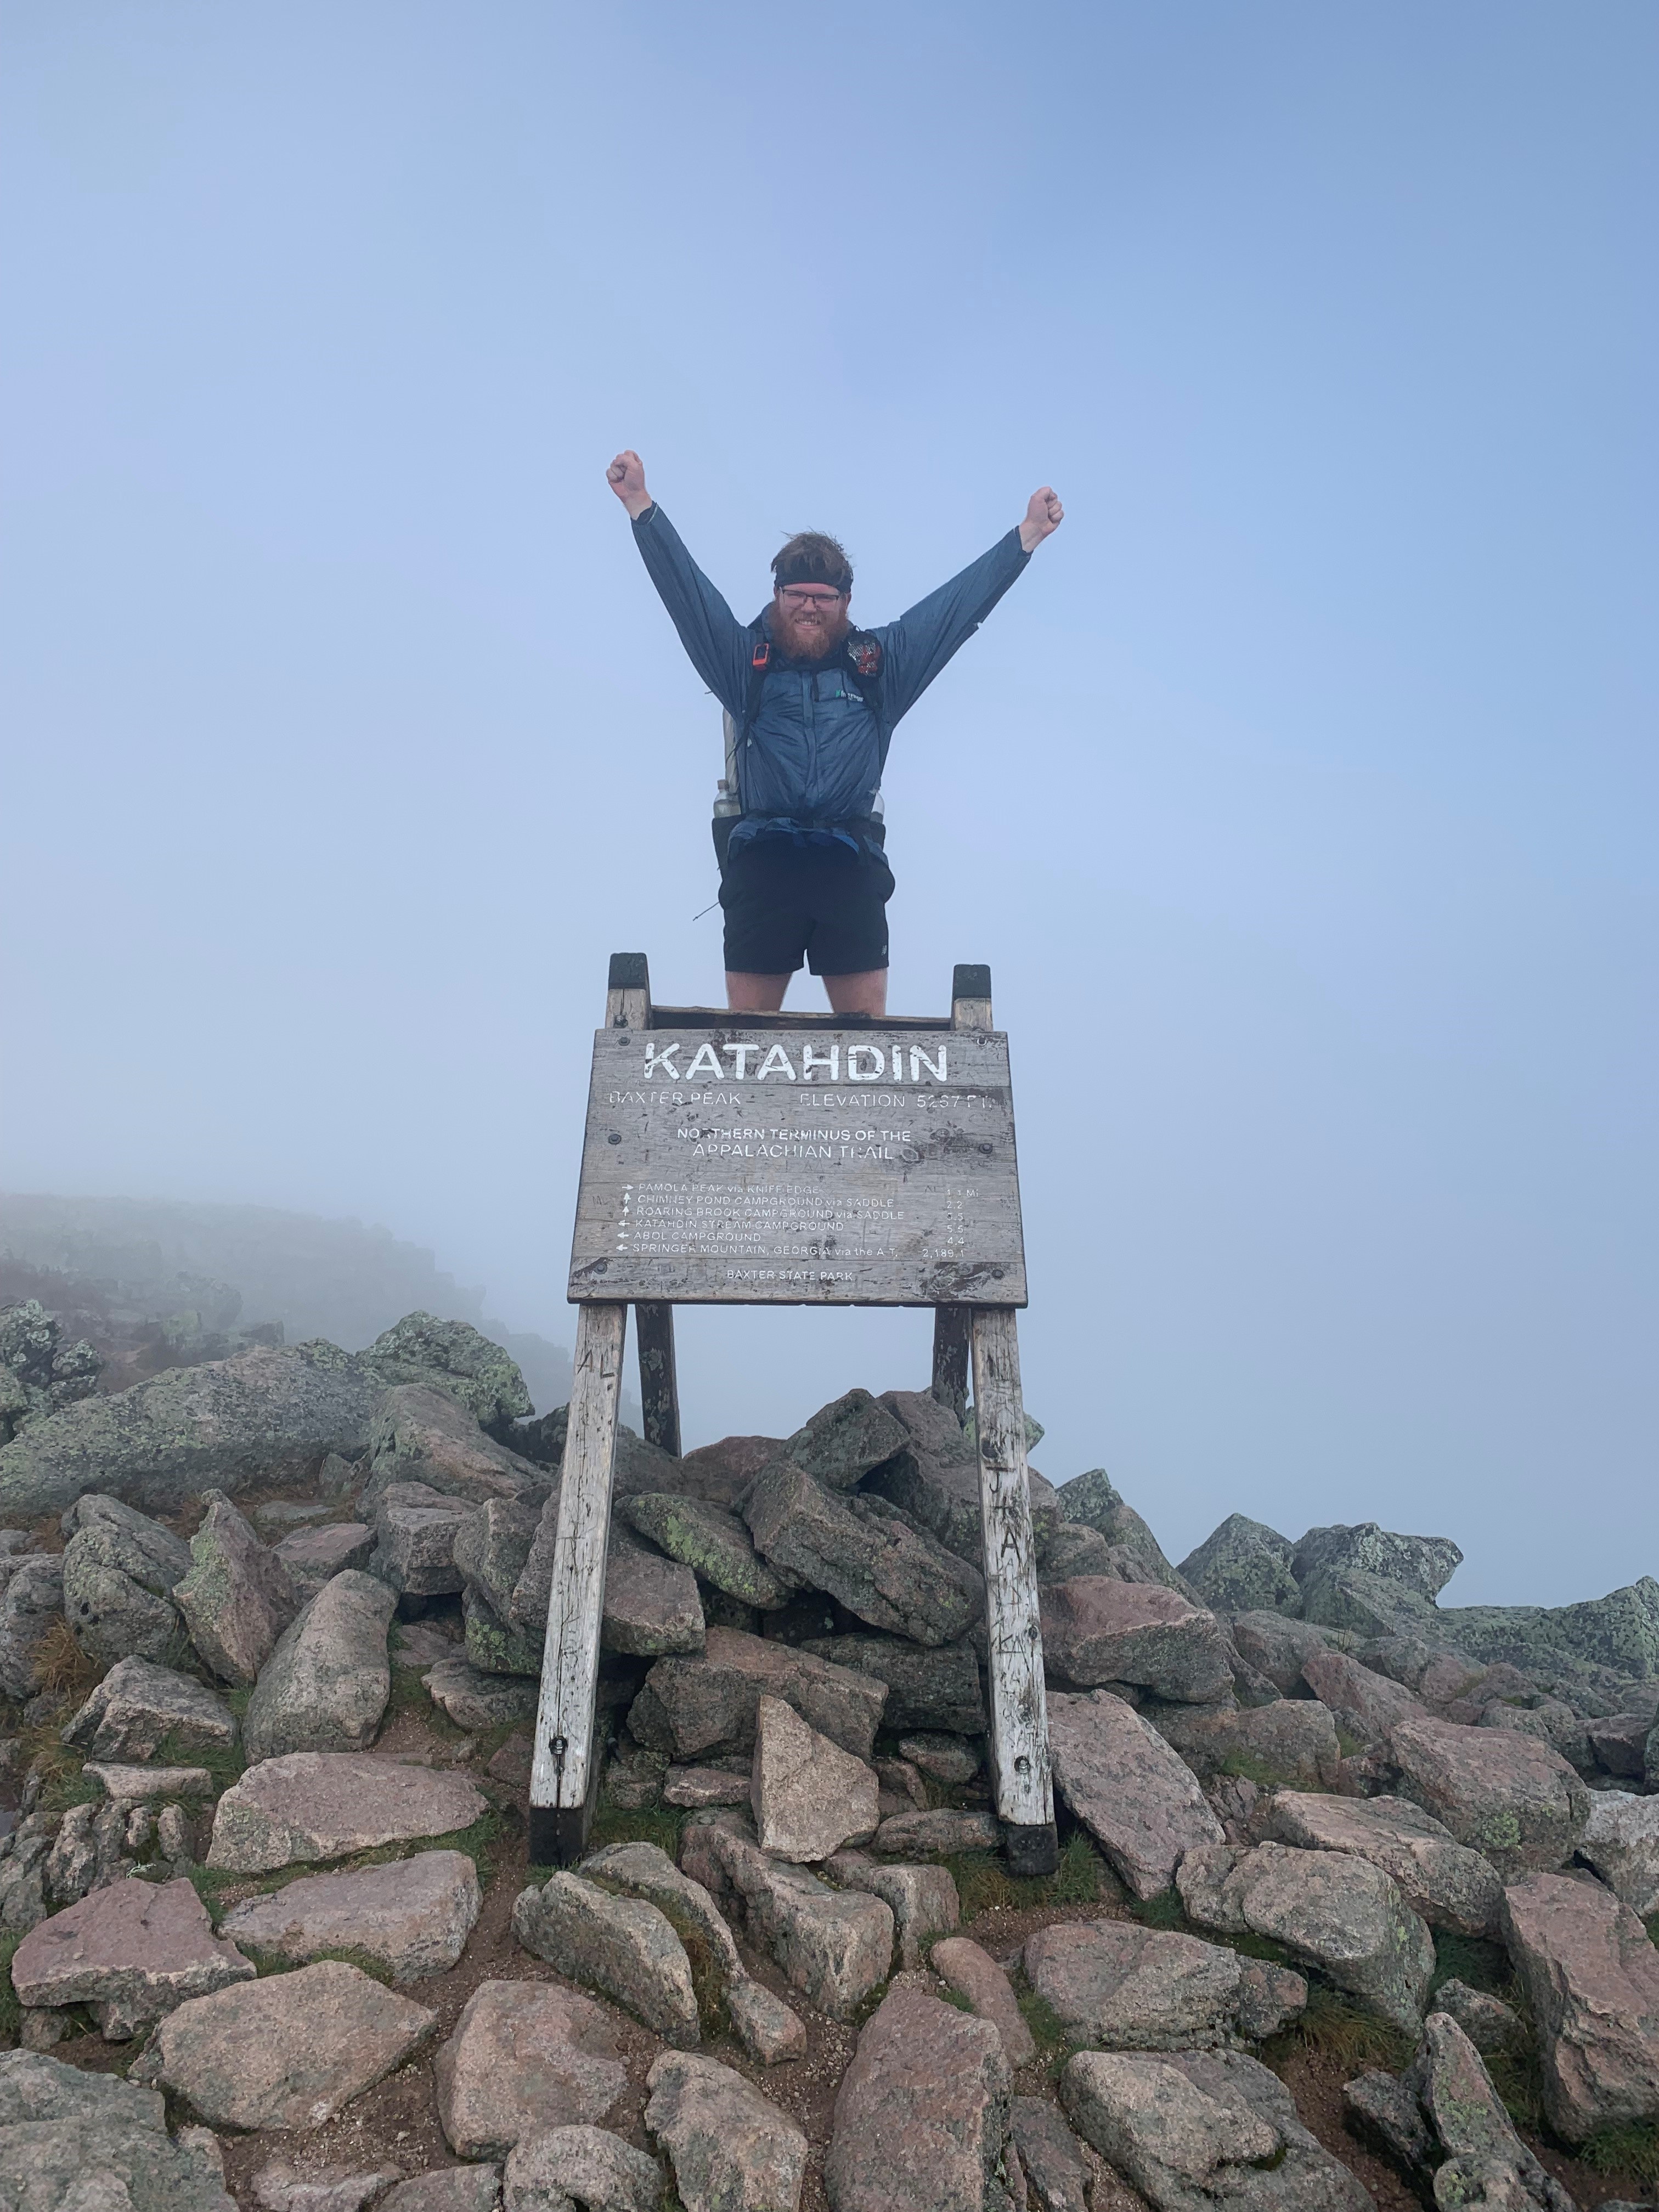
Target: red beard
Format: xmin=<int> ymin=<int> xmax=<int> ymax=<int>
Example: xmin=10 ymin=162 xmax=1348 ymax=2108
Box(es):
xmin=773 ymin=599 xmax=851 ymax=662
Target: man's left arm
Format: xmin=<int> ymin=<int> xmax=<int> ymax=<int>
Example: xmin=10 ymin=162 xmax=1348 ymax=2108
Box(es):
xmin=878 ymin=487 xmax=1064 ymax=720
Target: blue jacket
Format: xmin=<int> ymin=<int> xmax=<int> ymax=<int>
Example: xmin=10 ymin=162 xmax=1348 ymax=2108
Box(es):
xmin=631 ymin=504 xmax=1030 ymax=857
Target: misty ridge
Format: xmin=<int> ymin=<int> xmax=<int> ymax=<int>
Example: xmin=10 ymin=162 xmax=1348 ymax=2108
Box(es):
xmin=0 ymin=1192 xmax=590 ymax=1423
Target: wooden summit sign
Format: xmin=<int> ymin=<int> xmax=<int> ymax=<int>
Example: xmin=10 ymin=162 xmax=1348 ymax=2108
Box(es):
xmin=532 ymin=956 xmax=1057 ymax=1883
xmin=568 ymin=1023 xmax=1026 ymax=1307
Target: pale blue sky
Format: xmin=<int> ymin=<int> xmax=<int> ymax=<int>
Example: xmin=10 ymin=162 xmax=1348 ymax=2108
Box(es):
xmin=3 ymin=4 xmax=1654 ymax=1604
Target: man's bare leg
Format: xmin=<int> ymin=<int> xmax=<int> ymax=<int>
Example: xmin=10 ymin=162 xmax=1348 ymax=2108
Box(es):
xmin=726 ymin=972 xmax=791 ymax=1013
xmin=823 ymin=969 xmax=888 ymax=1017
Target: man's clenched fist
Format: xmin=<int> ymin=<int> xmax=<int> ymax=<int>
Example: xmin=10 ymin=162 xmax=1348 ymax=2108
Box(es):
xmin=1019 ymin=486 xmax=1064 ymax=552
xmin=607 ymin=450 xmax=652 ymax=521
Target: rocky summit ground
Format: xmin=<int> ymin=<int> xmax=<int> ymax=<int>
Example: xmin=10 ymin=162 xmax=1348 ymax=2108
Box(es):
xmin=0 ymin=1303 xmax=1655 ymax=2211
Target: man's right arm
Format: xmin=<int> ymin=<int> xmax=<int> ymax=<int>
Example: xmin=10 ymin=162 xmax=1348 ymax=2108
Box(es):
xmin=607 ymin=450 xmax=750 ymax=716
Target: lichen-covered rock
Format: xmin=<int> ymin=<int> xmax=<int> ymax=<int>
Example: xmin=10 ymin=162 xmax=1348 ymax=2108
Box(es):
xmin=0 ymin=1554 xmax=64 ymax=1701
xmin=207 ymin=1753 xmax=485 ymax=1874
xmin=174 ymin=1491 xmax=301 ymax=1686
xmin=512 ymin=1871 xmax=701 ymax=2047
xmin=1500 ymin=1870 xmax=1659 ymax=2143
xmin=622 ymin=1491 xmax=797 ymax=1609
xmin=692 ymin=1822 xmax=893 ymax=2022
xmin=865 ymin=1393 xmax=1059 ymax=1570
xmin=744 ymin=1462 xmax=980 ymax=1646
xmin=1226 ymin=1612 xmax=1341 ymax=1697
xmin=752 ymin=1694 xmax=878 ymax=1861
xmin=1176 ymin=1841 xmax=1434 ymax=2033
xmin=932 ymin=1936 xmax=1036 ymax=2066
xmin=1293 ymin=1521 xmax=1463 ymax=1610
xmin=628 ymin=1626 xmax=887 ymax=1762
xmin=648 ymin=2050 xmax=808 ymax=2212
xmin=781 ymin=1388 xmax=911 ymax=1492
xmin=873 ymin=1808 xmax=1001 ymax=1858
xmin=1177 ymin=1515 xmax=1302 ymax=1617
xmin=0 ymin=1339 xmax=383 ymax=1519
xmin=727 ymin=1975 xmax=808 ymax=2066
xmin=0 ymin=2049 xmax=236 ymax=2212
xmin=1140 ymin=1696 xmax=1340 ymax=1791
xmin=434 ymin=1980 xmax=627 ymax=2157
xmin=1387 ymin=1713 xmax=1589 ymax=1877
xmin=1039 ymin=1579 xmax=1232 ymax=1703
xmin=1062 ymin=2047 xmax=1373 ymax=2211
xmin=423 ymin=1656 xmax=539 ymax=1730
xmin=1009 ymin=2097 xmax=1090 ymax=2212
xmin=1408 ymin=2010 xmax=1576 ymax=2209
xmin=600 ymin=1523 xmax=706 ymax=1656
xmin=368 ymin=1481 xmax=477 ymax=1596
xmin=1024 ymin=1919 xmax=1246 ymax=2050
xmin=503 ymin=2125 xmax=662 ymax=2212
xmin=825 ymin=1987 xmax=1009 ymax=2212
xmin=826 ymin=1850 xmax=959 ymax=1971
xmin=10 ymin=1874 xmax=255 ymax=2038
xmin=1437 ymin=1576 xmax=1659 ymax=1683
xmin=1433 ymin=1978 xmax=1527 ymax=2056
xmin=797 ymin=1632 xmax=984 ymax=1734
xmin=140 ymin=1958 xmax=437 ymax=2131
xmin=365 ymin=1384 xmax=546 ymax=1512
xmin=59 ymin=1494 xmax=191 ymax=1667
xmin=1297 ymin=1645 xmax=1424 ymax=1744
xmin=242 ymin=1569 xmax=396 ymax=1760
xmin=1047 ymin=1689 xmax=1223 ymax=1899
xmin=465 ymin=1588 xmax=544 ymax=1677
xmin=363 ymin=1313 xmax=533 ymax=1432
xmin=1052 ymin=1468 xmax=1190 ymax=1594
xmin=61 ymin=1652 xmax=237 ymax=1762
xmin=1576 ymin=1790 xmax=1659 ymax=1920
xmin=580 ymin=1838 xmax=744 ymax=1991
xmin=1262 ymin=1790 xmax=1504 ymax=1938
xmin=454 ymin=1492 xmax=541 ymax=1618
xmin=222 ymin=1850 xmax=482 ymax=1983
xmin=272 ymin=1520 xmax=375 ymax=1596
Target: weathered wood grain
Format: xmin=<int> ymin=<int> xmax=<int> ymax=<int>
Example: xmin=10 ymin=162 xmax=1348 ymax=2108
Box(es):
xmin=634 ymin=1300 xmax=681 ymax=1457
xmin=529 ymin=1299 xmax=628 ymax=1865
xmin=931 ymin=1306 xmax=972 ymax=1422
xmin=568 ymin=1025 xmax=1026 ymax=1307
xmin=970 ymin=1304 xmax=1057 ymax=1873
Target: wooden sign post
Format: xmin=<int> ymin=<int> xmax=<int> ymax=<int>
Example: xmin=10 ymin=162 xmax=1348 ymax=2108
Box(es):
xmin=529 ymin=955 xmax=1058 ymax=1875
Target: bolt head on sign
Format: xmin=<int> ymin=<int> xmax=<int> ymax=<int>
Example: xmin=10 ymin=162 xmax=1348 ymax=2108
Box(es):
xmin=568 ymin=1025 xmax=1026 ymax=1306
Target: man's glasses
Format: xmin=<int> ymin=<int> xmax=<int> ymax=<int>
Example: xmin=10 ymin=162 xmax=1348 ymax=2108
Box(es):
xmin=778 ymin=586 xmax=845 ymax=607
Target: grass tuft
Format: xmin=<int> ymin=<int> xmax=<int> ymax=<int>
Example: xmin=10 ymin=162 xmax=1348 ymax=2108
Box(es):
xmin=1265 ymin=1984 xmax=1415 ymax=2078
xmin=1429 ymin=1931 xmax=1510 ymax=1999
xmin=1645 ymin=1910 xmax=1658 ymax=1949
xmin=30 ymin=1620 xmax=99 ymax=1701
xmin=1015 ymin=1988 xmax=1079 ymax=2075
xmin=0 ymin=1932 xmax=22 ymax=2042
xmin=942 ymin=1835 xmax=1109 ymax=1921
xmin=1128 ymin=1888 xmax=1188 ymax=1932
xmin=151 ymin=1729 xmax=245 ymax=1794
xmin=581 ymin=1805 xmax=686 ymax=1863
xmin=1582 ymin=2120 xmax=1659 ymax=2188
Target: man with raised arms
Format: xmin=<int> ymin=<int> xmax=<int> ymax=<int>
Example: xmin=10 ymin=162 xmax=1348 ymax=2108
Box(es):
xmin=607 ymin=450 xmax=1063 ymax=1015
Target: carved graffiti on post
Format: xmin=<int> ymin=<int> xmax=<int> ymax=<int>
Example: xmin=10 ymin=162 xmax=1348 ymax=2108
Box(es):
xmin=568 ymin=1026 xmax=1026 ymax=1307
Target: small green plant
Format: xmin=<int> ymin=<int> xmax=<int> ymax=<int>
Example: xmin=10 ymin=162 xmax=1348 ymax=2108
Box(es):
xmin=1014 ymin=1988 xmax=1078 ymax=2073
xmin=1267 ymin=1985 xmax=1414 ymax=2078
xmin=1429 ymin=1931 xmax=1510 ymax=1999
xmin=1582 ymin=2120 xmax=1659 ymax=2189
xmin=941 ymin=1835 xmax=1108 ymax=1921
xmin=152 ymin=1728 xmax=245 ymax=1793
xmin=581 ymin=1805 xmax=686 ymax=1863
xmin=1218 ymin=1751 xmax=1295 ymax=1789
xmin=938 ymin=1985 xmax=975 ymax=2013
xmin=0 ymin=1932 xmax=23 ymax=2042
xmin=1128 ymin=1888 xmax=1188 ymax=1932
xmin=1645 ymin=1909 xmax=1658 ymax=1949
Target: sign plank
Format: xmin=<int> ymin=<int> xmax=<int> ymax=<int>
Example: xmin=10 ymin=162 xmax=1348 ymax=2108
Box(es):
xmin=568 ymin=1025 xmax=1026 ymax=1307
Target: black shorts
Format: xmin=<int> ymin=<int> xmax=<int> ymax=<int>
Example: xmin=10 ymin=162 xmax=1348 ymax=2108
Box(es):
xmin=720 ymin=840 xmax=894 ymax=976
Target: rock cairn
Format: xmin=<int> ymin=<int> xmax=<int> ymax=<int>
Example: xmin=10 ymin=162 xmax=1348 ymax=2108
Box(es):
xmin=0 ymin=1306 xmax=1653 ymax=2210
